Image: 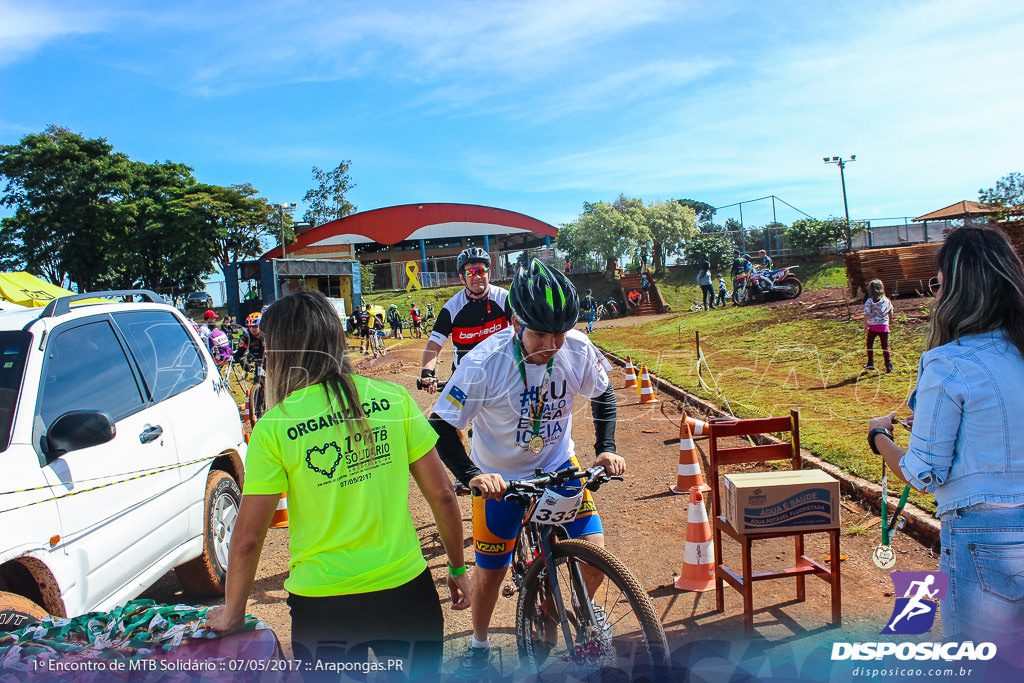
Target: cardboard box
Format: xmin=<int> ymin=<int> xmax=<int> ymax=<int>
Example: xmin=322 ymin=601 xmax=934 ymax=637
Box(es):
xmin=723 ymin=469 xmax=839 ymax=534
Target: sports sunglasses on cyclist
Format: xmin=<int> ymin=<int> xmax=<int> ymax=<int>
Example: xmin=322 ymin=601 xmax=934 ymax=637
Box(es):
xmin=463 ymin=266 xmax=489 ymax=277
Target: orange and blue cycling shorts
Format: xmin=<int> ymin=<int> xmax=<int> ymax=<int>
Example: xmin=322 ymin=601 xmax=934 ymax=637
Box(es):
xmin=472 ymin=457 xmax=603 ymax=570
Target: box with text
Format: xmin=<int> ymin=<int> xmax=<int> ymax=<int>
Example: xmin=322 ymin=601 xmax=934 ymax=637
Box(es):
xmin=723 ymin=469 xmax=839 ymax=534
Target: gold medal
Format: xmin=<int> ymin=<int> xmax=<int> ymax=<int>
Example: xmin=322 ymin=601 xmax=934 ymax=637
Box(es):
xmin=529 ymin=434 xmax=544 ymax=453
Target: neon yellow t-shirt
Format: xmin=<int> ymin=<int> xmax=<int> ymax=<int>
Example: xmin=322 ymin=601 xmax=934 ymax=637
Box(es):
xmin=243 ymin=377 xmax=438 ymax=596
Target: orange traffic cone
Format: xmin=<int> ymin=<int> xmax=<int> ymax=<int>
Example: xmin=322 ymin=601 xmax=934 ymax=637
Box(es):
xmin=270 ymin=493 xmax=289 ymax=528
xmin=638 ymin=365 xmax=658 ymax=404
xmin=684 ymin=414 xmax=708 ymax=437
xmin=674 ymin=486 xmax=715 ymax=592
xmin=623 ymin=356 xmax=638 ymax=389
xmin=671 ymin=423 xmax=710 ymax=494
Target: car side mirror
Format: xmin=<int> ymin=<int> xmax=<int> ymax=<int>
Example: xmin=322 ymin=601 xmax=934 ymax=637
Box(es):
xmin=45 ymin=410 xmax=116 ymax=461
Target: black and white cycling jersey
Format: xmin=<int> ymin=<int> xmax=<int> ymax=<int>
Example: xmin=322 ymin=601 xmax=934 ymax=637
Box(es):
xmin=429 ymin=284 xmax=513 ymax=366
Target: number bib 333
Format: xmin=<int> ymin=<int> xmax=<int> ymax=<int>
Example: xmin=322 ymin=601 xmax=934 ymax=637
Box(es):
xmin=530 ymin=488 xmax=586 ymax=525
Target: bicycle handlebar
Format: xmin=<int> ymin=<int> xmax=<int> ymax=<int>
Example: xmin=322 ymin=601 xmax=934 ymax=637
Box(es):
xmin=455 ymin=464 xmax=622 ymax=503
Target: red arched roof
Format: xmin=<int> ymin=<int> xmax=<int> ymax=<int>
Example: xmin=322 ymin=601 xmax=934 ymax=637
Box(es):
xmin=263 ymin=203 xmax=558 ymax=258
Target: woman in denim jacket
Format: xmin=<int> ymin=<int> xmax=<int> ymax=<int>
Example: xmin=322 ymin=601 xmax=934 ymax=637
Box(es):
xmin=869 ymin=226 xmax=1024 ymax=661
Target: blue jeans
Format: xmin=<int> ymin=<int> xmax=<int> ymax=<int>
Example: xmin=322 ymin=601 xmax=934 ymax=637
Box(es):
xmin=940 ymin=506 xmax=1024 ymax=665
xmin=586 ymin=310 xmax=595 ymax=333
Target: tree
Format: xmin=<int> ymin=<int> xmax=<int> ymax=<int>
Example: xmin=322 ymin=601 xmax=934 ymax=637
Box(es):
xmin=303 ymin=161 xmax=357 ymax=227
xmin=678 ymin=199 xmax=717 ymax=231
xmin=979 ymin=172 xmax=1024 ymax=217
xmin=685 ymin=232 xmax=735 ymax=272
xmin=566 ymin=201 xmax=644 ymax=274
xmin=642 ymin=200 xmax=697 ymax=273
xmin=784 ymin=217 xmax=851 ymax=255
xmin=0 ymin=126 xmax=131 ymax=288
xmin=177 ymin=183 xmax=276 ymax=275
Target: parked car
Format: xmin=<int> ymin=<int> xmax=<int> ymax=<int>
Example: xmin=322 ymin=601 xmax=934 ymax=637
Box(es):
xmin=0 ymin=290 xmax=247 ymax=620
xmin=185 ymin=291 xmax=213 ymax=309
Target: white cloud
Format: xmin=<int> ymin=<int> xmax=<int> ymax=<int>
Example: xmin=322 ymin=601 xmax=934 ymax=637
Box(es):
xmin=0 ymin=1 xmax=115 ymax=66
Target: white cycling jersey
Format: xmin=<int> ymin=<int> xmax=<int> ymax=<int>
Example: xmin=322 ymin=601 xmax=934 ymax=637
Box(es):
xmin=432 ymin=327 xmax=612 ymax=479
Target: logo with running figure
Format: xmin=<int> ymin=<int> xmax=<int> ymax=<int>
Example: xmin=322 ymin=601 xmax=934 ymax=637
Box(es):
xmin=881 ymin=571 xmax=949 ymax=635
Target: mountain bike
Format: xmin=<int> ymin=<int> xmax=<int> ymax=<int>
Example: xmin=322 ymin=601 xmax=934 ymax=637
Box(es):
xmin=371 ymin=329 xmax=387 ymax=358
xmin=460 ymin=464 xmax=669 ymax=680
xmin=246 ymin=357 xmax=266 ymax=427
xmin=217 ymin=340 xmax=250 ymax=395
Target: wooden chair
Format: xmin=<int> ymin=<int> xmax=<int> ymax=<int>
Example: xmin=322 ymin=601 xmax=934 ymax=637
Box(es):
xmin=708 ymin=409 xmax=841 ymax=633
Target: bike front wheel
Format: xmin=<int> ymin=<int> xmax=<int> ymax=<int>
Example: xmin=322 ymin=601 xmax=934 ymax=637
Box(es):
xmin=248 ymin=383 xmax=266 ymax=426
xmin=516 ymin=539 xmax=668 ymax=680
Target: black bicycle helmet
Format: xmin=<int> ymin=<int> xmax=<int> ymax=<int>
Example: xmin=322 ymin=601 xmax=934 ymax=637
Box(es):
xmin=456 ymin=247 xmax=491 ymax=273
xmin=509 ymin=259 xmax=579 ymax=334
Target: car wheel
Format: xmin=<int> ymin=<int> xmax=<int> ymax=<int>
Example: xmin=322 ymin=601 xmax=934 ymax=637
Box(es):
xmin=0 ymin=591 xmax=50 ymax=633
xmin=175 ymin=470 xmax=240 ymax=597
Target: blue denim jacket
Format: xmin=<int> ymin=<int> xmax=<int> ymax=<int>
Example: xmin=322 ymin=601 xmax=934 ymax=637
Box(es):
xmin=901 ymin=329 xmax=1024 ymax=514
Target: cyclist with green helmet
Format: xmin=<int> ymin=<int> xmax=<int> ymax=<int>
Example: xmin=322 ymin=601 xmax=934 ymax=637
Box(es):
xmin=428 ymin=259 xmax=622 ymax=677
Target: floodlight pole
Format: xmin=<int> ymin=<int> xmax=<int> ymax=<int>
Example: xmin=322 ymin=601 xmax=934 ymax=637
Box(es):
xmin=277 ymin=202 xmax=297 ymax=258
xmin=824 ymin=155 xmax=855 ymax=252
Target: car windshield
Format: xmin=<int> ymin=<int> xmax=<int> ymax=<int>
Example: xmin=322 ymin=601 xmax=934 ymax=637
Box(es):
xmin=0 ymin=331 xmax=30 ymax=452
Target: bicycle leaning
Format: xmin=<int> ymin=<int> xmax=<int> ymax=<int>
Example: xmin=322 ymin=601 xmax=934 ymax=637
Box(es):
xmin=459 ymin=464 xmax=669 ymax=680
xmin=246 ymin=356 xmax=267 ymax=426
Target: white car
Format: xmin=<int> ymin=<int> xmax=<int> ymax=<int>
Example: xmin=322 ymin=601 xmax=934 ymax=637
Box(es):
xmin=0 ymin=290 xmax=246 ymax=620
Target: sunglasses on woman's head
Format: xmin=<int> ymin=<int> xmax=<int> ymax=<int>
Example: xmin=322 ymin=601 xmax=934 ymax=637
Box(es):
xmin=464 ymin=266 xmax=489 ymax=277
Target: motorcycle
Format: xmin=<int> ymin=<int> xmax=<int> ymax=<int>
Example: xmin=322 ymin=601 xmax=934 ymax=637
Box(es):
xmin=733 ymin=266 xmax=802 ymax=305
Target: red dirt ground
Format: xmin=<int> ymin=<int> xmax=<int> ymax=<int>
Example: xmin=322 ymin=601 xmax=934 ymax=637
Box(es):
xmin=144 ymin=336 xmax=943 ymax=678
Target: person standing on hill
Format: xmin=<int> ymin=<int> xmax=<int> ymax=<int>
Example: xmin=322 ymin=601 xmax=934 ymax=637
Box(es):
xmin=696 ymin=261 xmax=715 ymax=310
xmin=420 ymin=248 xmax=512 ymax=393
xmin=640 ymin=272 xmax=651 ymax=304
xmin=581 ymin=288 xmax=597 ymax=333
xmin=863 ymin=278 xmax=894 ymax=373
xmin=717 ymin=274 xmax=728 ymax=308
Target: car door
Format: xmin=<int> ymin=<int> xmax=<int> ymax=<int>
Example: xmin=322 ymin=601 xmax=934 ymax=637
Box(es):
xmin=111 ymin=309 xmax=222 ymax=540
xmin=36 ymin=316 xmax=184 ymax=611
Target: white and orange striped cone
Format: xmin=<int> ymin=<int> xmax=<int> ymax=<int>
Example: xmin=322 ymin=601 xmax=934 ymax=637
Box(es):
xmin=684 ymin=414 xmax=709 ymax=438
xmin=674 ymin=486 xmax=716 ymax=592
xmin=270 ymin=493 xmax=289 ymax=528
xmin=671 ymin=423 xmax=710 ymax=494
xmin=623 ymin=355 xmax=638 ymax=389
xmin=638 ymin=365 xmax=658 ymax=404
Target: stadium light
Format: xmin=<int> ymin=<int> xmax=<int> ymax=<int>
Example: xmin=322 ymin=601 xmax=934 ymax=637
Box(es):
xmin=824 ymin=156 xmax=856 ymax=252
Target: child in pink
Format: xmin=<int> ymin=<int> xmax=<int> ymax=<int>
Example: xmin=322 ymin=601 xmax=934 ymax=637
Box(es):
xmin=863 ymin=279 xmax=894 ymax=372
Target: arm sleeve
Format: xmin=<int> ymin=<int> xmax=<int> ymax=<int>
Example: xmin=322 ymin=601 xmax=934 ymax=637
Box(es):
xmin=428 ymin=307 xmax=452 ymax=346
xmin=590 ymin=385 xmax=617 ymax=455
xmin=402 ymin=388 xmax=438 ymax=464
xmin=428 ymin=412 xmax=483 ymax=484
xmin=241 ymin=421 xmax=288 ymax=495
xmin=899 ymin=355 xmax=963 ymax=491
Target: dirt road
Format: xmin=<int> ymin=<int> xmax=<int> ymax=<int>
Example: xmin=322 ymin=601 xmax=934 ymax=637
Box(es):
xmin=144 ymin=337 xmax=942 ymax=678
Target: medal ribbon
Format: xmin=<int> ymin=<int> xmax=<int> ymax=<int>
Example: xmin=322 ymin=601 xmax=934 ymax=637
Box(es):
xmin=513 ymin=338 xmax=554 ymax=443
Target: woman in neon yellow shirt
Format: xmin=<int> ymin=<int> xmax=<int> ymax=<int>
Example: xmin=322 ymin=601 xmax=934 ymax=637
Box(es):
xmin=208 ymin=290 xmax=470 ymax=679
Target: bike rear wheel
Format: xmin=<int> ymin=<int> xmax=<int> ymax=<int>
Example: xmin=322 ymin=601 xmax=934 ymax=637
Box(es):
xmin=516 ymin=539 xmax=668 ymax=680
xmin=248 ymin=383 xmax=266 ymax=426
xmin=779 ymin=276 xmax=803 ymax=299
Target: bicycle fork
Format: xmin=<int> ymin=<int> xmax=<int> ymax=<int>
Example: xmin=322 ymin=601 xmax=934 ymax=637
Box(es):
xmin=537 ymin=531 xmax=599 ymax=656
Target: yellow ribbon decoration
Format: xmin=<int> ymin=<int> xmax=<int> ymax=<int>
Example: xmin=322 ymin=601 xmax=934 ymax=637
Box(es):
xmin=405 ymin=261 xmax=422 ymax=291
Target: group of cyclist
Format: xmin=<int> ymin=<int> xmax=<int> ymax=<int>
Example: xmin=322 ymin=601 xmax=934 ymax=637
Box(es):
xmin=208 ymin=247 xmax=624 ymax=679
xmin=191 ymin=309 xmax=264 ymax=372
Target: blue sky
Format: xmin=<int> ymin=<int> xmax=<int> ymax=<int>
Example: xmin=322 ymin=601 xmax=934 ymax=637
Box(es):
xmin=2 ymin=0 xmax=1023 ymax=231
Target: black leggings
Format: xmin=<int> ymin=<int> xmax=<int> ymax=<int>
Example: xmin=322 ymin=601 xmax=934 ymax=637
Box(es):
xmin=699 ymin=284 xmax=715 ymax=308
xmin=288 ymin=568 xmax=443 ymax=682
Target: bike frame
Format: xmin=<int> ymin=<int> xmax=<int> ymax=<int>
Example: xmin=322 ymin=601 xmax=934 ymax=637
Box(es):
xmin=510 ymin=475 xmax=603 ymax=657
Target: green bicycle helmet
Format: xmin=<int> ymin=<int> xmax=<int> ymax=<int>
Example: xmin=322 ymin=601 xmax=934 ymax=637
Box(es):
xmin=509 ymin=259 xmax=579 ymax=334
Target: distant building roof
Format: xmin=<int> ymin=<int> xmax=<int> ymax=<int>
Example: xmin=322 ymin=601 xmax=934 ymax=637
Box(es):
xmin=263 ymin=203 xmax=558 ymax=259
xmin=912 ymin=200 xmax=1003 ymax=222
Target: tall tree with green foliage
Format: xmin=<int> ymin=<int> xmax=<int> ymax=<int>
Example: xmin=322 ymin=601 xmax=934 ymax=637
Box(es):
xmin=785 ymin=217 xmax=852 ymax=255
xmin=303 ymin=161 xmax=357 ymax=227
xmin=979 ymin=172 xmax=1023 ymax=217
xmin=685 ymin=232 xmax=735 ymax=272
xmin=566 ymin=201 xmax=644 ymax=274
xmin=0 ymin=126 xmax=131 ymax=288
xmin=642 ymin=200 xmax=697 ymax=273
xmin=177 ymin=183 xmax=276 ymax=275
xmin=678 ymin=199 xmax=717 ymax=231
